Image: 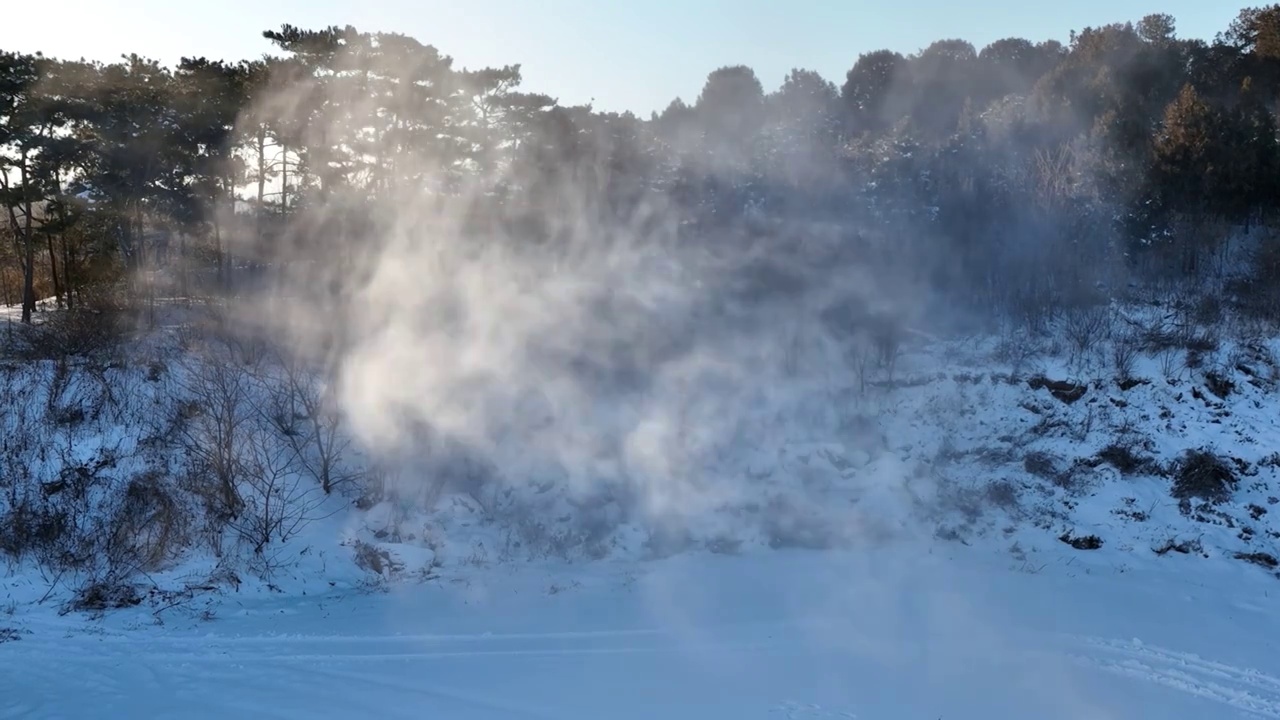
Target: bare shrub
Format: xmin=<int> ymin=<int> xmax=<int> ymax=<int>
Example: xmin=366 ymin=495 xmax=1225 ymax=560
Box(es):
xmin=351 ymin=539 xmax=403 ymax=576
xmin=14 ymin=290 xmax=134 ymax=361
xmin=1013 ymin=288 xmax=1058 ymax=336
xmin=993 ymin=330 xmax=1042 ymax=376
xmin=1196 ymin=293 xmax=1224 ymax=325
xmin=1185 ymin=327 xmax=1220 ymax=353
xmin=175 ymin=356 xmax=258 ymax=521
xmin=2 ymin=438 xmax=133 ymax=572
xmin=1184 ymin=347 xmax=1205 ymax=372
xmin=67 ymin=580 xmax=143 ymax=614
xmin=199 ymin=308 xmax=272 ymax=368
xmin=1097 ymin=441 xmax=1161 ymax=476
xmin=1063 ymin=306 xmax=1113 ymax=361
xmin=501 ymin=513 xmax=598 ymax=562
xmin=1139 ymin=305 xmax=1219 ymax=356
xmin=1111 ymin=333 xmax=1140 ymax=381
xmin=848 ymin=337 xmax=874 ymax=394
xmin=1236 ymin=230 xmax=1280 ymax=319
xmin=265 ymin=358 xmax=357 ymax=494
xmin=174 ymin=343 xmax=331 ymax=564
xmin=1171 ymin=449 xmax=1237 ymax=503
xmin=226 ymin=428 xmax=327 ymax=557
xmin=0 ymin=379 xmax=80 ymax=567
xmin=825 ymin=300 xmax=903 ymax=387
xmin=354 ymin=462 xmax=393 ymax=510
xmin=1072 ymin=405 xmax=1095 ymax=443
xmin=868 ymin=312 xmax=902 ymax=377
xmin=1140 ymin=321 xmax=1181 ymax=353
xmin=104 ymin=472 xmax=188 ymax=573
xmin=0 ymin=490 xmax=77 ymax=565
xmin=1157 ymin=347 xmax=1181 ymax=379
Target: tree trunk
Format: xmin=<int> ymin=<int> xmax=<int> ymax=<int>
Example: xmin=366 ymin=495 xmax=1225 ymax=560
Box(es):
xmin=20 ymin=157 xmax=36 ymax=324
xmin=133 ymin=203 xmax=154 ymax=326
xmin=281 ymin=142 xmax=289 ymax=214
xmin=0 ymin=255 xmax=10 ymax=308
xmin=256 ymin=126 xmax=267 ymax=257
xmin=3 ymin=207 xmax=22 ymax=313
xmin=46 ymin=232 xmax=62 ymax=308
xmin=47 ymin=168 xmax=65 ymax=308
xmin=271 ymin=143 xmax=290 ymax=274
xmin=256 ymin=124 xmax=266 ymax=210
xmin=213 ymin=211 xmax=223 ymax=292
xmin=21 ymin=238 xmax=34 ymax=323
xmin=179 ymin=231 xmax=188 ymax=299
xmin=226 ymin=174 xmax=237 ymax=290
xmin=61 ymin=233 xmax=73 ymax=311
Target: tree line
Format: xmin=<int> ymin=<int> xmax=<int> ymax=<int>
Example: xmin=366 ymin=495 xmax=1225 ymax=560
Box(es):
xmin=4 ymin=7 xmax=1280 ymax=327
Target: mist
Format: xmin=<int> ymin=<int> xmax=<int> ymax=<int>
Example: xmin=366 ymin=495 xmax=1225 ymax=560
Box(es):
xmin=228 ymin=28 xmax=907 ymax=545
xmin=219 ymin=32 xmax=1111 ymax=717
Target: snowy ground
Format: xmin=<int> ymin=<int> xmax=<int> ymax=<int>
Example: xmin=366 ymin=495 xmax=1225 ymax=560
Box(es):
xmin=5 ymin=541 xmax=1280 ymax=719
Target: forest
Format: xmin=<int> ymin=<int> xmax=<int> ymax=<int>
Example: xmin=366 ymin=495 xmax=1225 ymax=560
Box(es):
xmin=2 ymin=7 xmax=1279 ymax=330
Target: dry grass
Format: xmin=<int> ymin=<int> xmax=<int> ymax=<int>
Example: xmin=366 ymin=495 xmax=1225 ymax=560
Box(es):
xmin=1171 ymin=449 xmax=1238 ymax=503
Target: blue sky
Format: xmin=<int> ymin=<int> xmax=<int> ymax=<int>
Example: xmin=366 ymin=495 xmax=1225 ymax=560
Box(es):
xmin=4 ymin=0 xmax=1245 ymax=115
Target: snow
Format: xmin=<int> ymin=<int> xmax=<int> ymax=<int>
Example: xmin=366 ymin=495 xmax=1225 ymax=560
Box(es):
xmin=5 ymin=546 xmax=1280 ymax=719
xmin=5 ymin=300 xmax=1280 ymax=718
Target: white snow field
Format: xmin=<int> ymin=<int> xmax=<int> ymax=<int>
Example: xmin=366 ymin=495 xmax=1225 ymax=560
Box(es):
xmin=4 ymin=303 xmax=1280 ymax=718
xmin=5 ymin=544 xmax=1280 ymax=719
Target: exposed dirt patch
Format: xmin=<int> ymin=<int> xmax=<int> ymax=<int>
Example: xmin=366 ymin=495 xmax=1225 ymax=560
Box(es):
xmin=1153 ymin=537 xmax=1204 ymax=556
xmin=1205 ymin=370 xmax=1235 ymax=399
xmin=1059 ymin=531 xmax=1103 ymax=550
xmin=1234 ymin=552 xmax=1279 ymax=570
xmin=1028 ymin=376 xmax=1087 ymax=404
xmin=1116 ymin=377 xmax=1150 ymax=391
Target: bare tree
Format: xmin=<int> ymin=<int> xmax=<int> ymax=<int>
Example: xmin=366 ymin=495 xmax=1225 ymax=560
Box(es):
xmin=175 ymin=346 xmax=332 ymax=562
xmin=265 ymin=358 xmax=355 ymax=494
xmin=175 ymin=355 xmax=257 ymax=520
xmin=848 ymin=336 xmax=874 ymax=394
xmin=868 ymin=311 xmax=902 ymax=382
xmin=227 ymin=427 xmax=326 ymax=557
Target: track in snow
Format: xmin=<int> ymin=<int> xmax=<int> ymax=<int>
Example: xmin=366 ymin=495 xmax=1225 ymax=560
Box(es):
xmin=9 ymin=623 xmax=1280 ymax=719
xmin=1069 ymin=635 xmax=1280 ymax=719
xmin=770 ymin=701 xmax=860 ymax=718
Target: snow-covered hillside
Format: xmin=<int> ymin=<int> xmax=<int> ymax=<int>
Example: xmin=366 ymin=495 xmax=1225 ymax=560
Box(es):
xmin=4 ymin=297 xmax=1280 ymax=718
